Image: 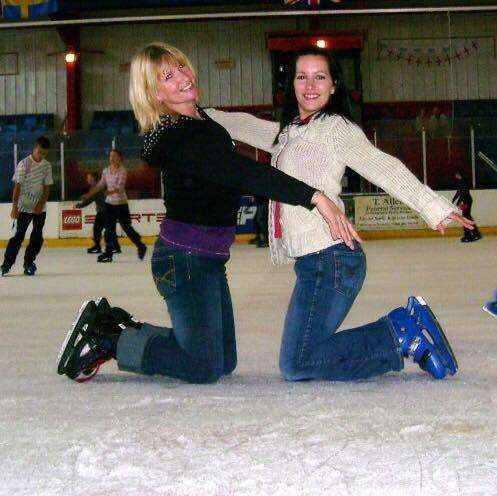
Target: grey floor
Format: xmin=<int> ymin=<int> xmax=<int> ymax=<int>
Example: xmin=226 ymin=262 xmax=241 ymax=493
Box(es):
xmin=1 ymin=238 xmax=496 ymax=496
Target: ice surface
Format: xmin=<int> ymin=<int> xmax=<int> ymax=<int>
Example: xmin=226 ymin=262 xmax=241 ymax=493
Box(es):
xmin=1 ymin=238 xmax=496 ymax=496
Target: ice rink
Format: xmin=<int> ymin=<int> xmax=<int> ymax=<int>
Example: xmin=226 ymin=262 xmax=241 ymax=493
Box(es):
xmin=1 ymin=237 xmax=496 ymax=496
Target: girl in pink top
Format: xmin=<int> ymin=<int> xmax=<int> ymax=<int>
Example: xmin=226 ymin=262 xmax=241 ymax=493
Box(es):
xmin=92 ymin=149 xmax=146 ymax=263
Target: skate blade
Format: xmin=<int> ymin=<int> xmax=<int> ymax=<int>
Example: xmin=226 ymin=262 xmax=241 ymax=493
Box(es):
xmin=95 ymin=297 xmax=111 ymax=313
xmin=56 ymin=300 xmax=95 ymax=375
xmin=414 ymin=296 xmax=458 ymax=375
xmin=482 ymin=304 xmax=497 ymax=319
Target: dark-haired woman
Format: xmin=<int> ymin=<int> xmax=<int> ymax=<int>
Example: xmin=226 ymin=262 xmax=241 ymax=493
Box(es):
xmin=207 ymin=47 xmax=473 ymax=381
xmin=92 ymin=149 xmax=147 ymax=263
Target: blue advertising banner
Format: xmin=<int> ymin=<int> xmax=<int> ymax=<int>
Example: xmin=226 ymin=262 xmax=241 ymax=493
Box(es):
xmin=236 ymin=195 xmax=257 ymax=234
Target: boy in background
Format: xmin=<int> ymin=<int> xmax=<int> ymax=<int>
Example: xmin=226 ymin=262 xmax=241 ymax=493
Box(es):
xmin=1 ymin=136 xmax=53 ymax=276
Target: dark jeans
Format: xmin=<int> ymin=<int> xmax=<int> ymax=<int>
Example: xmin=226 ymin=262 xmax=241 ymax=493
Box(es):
xmin=116 ymin=240 xmax=237 ymax=383
xmin=3 ymin=211 xmax=46 ymax=269
xmin=93 ymin=210 xmax=120 ymax=250
xmin=103 ymin=203 xmax=143 ymax=254
xmin=279 ymin=243 xmax=403 ymax=381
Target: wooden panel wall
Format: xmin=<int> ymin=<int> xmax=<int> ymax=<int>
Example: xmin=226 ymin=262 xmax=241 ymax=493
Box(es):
xmin=1 ymin=11 xmax=496 ymax=126
xmin=0 ymin=29 xmax=66 ymax=125
xmin=80 ymin=18 xmax=296 ymax=126
xmin=321 ymin=12 xmax=497 ymax=102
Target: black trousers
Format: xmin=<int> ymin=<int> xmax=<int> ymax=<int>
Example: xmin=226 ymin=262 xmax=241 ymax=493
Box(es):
xmin=3 ymin=211 xmax=46 ymax=268
xmin=93 ymin=210 xmax=120 ymax=250
xmin=459 ymin=201 xmax=481 ymax=239
xmin=253 ymin=200 xmax=269 ymax=241
xmin=104 ymin=204 xmax=143 ymax=255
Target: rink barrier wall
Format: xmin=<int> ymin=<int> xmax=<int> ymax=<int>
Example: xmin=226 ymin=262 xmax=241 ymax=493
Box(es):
xmin=1 ymin=191 xmax=496 ymax=246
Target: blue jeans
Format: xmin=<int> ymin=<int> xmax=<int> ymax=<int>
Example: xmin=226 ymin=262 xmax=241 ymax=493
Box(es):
xmin=279 ymin=243 xmax=404 ymax=381
xmin=116 ymin=240 xmax=236 ymax=383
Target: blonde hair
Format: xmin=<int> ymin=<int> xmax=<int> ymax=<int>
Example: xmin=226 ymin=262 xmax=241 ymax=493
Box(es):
xmin=129 ymin=42 xmax=197 ymax=134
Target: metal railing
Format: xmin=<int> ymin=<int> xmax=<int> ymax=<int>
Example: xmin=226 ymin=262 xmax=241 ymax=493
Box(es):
xmin=1 ymin=126 xmax=497 ymax=203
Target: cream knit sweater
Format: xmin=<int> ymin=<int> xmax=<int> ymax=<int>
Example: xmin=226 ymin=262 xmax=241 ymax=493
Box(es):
xmin=206 ymin=109 xmax=457 ymax=265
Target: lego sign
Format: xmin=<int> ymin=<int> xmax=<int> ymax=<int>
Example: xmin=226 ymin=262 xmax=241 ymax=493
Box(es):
xmin=61 ymin=209 xmax=83 ymax=230
xmin=58 ymin=200 xmax=167 ymax=238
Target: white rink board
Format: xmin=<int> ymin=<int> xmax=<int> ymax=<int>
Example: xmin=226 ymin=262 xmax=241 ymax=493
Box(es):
xmin=1 ymin=190 xmax=497 ymax=241
xmin=0 ymin=202 xmax=59 ymax=240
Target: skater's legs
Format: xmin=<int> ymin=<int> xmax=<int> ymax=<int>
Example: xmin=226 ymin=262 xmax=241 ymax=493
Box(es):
xmin=116 ymin=204 xmax=143 ymax=248
xmin=461 ymin=200 xmax=481 ymax=239
xmin=117 ymin=241 xmax=228 ymax=383
xmin=3 ymin=212 xmax=32 ymax=269
xmin=24 ymin=212 xmax=46 ymax=266
xmin=220 ymin=274 xmax=237 ymax=375
xmin=93 ymin=211 xmax=105 ymax=248
xmin=103 ymin=204 xmax=119 ymax=254
xmin=279 ymin=244 xmax=403 ymax=381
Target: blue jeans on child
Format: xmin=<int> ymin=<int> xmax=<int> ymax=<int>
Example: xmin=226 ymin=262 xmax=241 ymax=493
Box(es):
xmin=279 ymin=243 xmax=404 ymax=381
xmin=116 ymin=240 xmax=237 ymax=383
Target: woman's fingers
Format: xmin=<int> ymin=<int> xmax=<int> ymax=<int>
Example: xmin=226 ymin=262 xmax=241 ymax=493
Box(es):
xmin=340 ymin=218 xmax=353 ymax=249
xmin=437 ymin=212 xmax=476 ymax=233
xmin=337 ymin=215 xmax=357 ymax=250
xmin=450 ymin=212 xmax=475 ymax=228
xmin=454 ymin=214 xmax=475 ymax=229
xmin=314 ymin=193 xmax=362 ymax=249
xmin=348 ymin=220 xmax=363 ymax=244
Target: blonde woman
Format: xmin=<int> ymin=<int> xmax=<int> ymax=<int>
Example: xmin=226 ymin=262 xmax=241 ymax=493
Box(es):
xmin=57 ymin=42 xmax=360 ymax=383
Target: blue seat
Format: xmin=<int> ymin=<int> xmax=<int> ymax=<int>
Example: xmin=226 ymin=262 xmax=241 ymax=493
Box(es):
xmin=0 ymin=113 xmax=54 ymax=135
xmin=91 ymin=111 xmax=138 ymax=135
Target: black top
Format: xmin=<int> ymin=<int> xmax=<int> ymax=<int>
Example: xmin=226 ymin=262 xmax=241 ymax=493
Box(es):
xmin=141 ymin=108 xmax=316 ymax=227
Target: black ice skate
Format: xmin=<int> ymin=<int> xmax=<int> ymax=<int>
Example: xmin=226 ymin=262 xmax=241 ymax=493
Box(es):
xmin=57 ymin=299 xmax=117 ymax=382
xmin=57 ymin=300 xmax=98 ymax=376
xmin=57 ymin=298 xmax=139 ymax=382
xmin=24 ymin=262 xmax=37 ymax=276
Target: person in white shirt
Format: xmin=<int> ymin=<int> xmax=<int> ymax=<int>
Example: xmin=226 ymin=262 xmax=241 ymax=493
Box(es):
xmin=2 ymin=136 xmax=53 ymax=276
xmin=206 ymin=47 xmax=474 ymax=381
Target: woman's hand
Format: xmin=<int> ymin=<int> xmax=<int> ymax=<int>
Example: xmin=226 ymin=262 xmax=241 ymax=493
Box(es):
xmin=312 ymin=191 xmax=362 ymax=250
xmin=436 ymin=212 xmax=475 ymax=234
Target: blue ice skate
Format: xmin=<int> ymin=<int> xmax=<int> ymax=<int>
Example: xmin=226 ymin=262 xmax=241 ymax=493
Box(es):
xmin=482 ymin=289 xmax=497 ymax=318
xmin=388 ymin=296 xmax=458 ymax=380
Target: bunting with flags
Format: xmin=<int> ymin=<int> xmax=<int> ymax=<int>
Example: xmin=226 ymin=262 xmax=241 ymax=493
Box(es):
xmin=378 ymin=37 xmax=493 ymax=67
xmin=1 ymin=0 xmax=58 ymax=19
xmin=284 ymin=0 xmax=321 ymax=6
